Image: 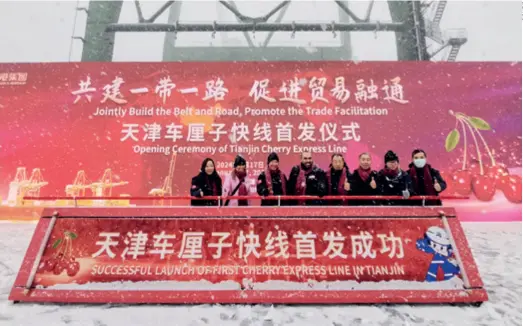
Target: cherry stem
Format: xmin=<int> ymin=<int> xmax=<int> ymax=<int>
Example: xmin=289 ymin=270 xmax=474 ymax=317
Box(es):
xmin=462 ymin=118 xmax=496 ymax=167
xmin=459 ymin=117 xmax=484 ymax=175
xmin=458 ymin=120 xmax=467 ymax=170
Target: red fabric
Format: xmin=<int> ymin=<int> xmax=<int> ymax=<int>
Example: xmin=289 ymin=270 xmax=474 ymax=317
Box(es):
xmin=409 ymin=165 xmax=437 ymax=196
xmin=356 ymin=167 xmax=372 ymax=182
xmin=383 ymin=168 xmax=399 ymax=178
xmin=265 ymin=168 xmax=286 ymax=195
xmin=327 ymin=166 xmax=348 ymax=196
xmin=296 ymin=165 xmax=314 ymax=206
xmin=206 ymin=175 xmax=218 ymax=196
xmin=234 ymin=170 xmax=249 ymax=206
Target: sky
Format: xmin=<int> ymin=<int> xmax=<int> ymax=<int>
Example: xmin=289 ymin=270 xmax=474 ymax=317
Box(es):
xmin=0 ymin=0 xmax=521 ymax=62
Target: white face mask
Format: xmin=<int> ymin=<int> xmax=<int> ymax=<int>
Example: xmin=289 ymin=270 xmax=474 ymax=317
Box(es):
xmin=414 ymin=158 xmax=426 ymax=168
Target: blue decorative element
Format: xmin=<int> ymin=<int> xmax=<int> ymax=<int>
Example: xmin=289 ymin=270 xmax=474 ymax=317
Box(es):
xmin=416 ymin=226 xmax=460 ymax=282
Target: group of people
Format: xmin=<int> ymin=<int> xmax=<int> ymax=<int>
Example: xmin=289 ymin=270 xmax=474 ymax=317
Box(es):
xmin=190 ymin=149 xmax=447 ymax=207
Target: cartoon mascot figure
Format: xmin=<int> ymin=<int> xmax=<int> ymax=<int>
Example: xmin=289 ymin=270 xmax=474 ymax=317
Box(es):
xmin=416 ymin=226 xmax=460 ymax=282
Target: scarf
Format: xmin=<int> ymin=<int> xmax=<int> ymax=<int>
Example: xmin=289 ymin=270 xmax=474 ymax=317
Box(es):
xmin=327 ymin=165 xmax=347 ymax=196
xmin=205 ymin=175 xmax=219 ymax=196
xmin=234 ymin=170 xmax=249 ymax=206
xmin=409 ymin=165 xmax=436 ymax=196
xmin=265 ymin=167 xmax=286 ymax=195
xmin=356 ymin=167 xmax=372 ymax=182
xmin=383 ymin=167 xmax=399 ymax=178
xmin=296 ymin=164 xmax=314 ymax=206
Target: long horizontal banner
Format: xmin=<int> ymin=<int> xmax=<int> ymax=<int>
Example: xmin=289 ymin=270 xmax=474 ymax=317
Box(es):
xmin=0 ymin=62 xmax=521 ymax=221
xmin=10 ymin=207 xmax=488 ymax=304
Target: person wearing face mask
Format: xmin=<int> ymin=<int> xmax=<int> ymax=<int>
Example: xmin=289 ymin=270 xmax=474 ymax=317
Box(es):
xmin=377 ymin=150 xmax=414 ymax=206
xmin=348 ymin=152 xmax=379 ymax=206
xmin=190 ymin=158 xmax=223 ymax=206
xmin=408 ymin=149 xmax=447 ymax=206
xmin=286 ymin=151 xmax=327 ymax=206
xmin=222 ymin=155 xmax=253 ymax=206
xmin=257 ymin=152 xmax=288 ymax=206
xmin=326 ymin=153 xmax=351 ymax=206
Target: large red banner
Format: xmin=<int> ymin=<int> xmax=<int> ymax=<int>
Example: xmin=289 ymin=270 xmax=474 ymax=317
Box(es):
xmin=10 ymin=207 xmax=488 ymax=304
xmin=0 ymin=62 xmax=521 ymax=221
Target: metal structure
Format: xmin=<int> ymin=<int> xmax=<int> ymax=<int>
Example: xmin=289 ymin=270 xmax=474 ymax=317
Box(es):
xmin=149 ymin=152 xmax=177 ymax=206
xmin=422 ymin=1 xmax=467 ymax=61
xmin=76 ymin=0 xmax=467 ymax=62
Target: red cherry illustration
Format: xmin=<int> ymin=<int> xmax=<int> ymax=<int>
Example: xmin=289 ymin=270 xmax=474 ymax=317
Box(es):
xmin=487 ymin=164 xmax=510 ymax=182
xmin=53 ymin=262 xmax=65 ymax=275
xmin=471 ymin=174 xmax=497 ymax=202
xmin=67 ymin=261 xmax=80 ymax=277
xmin=500 ymin=175 xmax=522 ymax=204
xmin=44 ymin=258 xmax=57 ymax=272
xmin=450 ymin=170 xmax=472 ymax=196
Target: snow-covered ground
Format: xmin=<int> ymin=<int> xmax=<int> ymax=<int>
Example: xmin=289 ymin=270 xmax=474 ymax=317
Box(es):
xmin=0 ymin=222 xmax=520 ymax=326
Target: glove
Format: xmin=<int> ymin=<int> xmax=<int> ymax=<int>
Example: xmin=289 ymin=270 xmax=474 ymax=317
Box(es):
xmin=402 ymin=190 xmax=410 ymax=199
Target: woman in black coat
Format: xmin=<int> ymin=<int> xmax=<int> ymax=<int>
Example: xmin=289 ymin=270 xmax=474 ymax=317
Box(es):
xmin=348 ymin=152 xmax=379 ymax=206
xmin=257 ymin=152 xmax=288 ymax=206
xmin=190 ymin=158 xmax=222 ymax=206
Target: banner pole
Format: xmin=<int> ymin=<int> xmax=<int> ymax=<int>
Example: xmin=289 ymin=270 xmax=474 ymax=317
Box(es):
xmin=23 ymin=212 xmax=59 ymax=295
xmin=277 ymin=196 xmax=281 ymax=207
xmin=440 ymin=213 xmax=471 ymax=289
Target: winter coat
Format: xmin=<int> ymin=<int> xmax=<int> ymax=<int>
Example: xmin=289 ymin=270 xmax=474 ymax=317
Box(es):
xmin=326 ymin=164 xmax=351 ymax=206
xmin=348 ymin=169 xmax=379 ymax=206
xmin=286 ymin=165 xmax=328 ymax=206
xmin=408 ymin=163 xmax=447 ymax=206
xmin=376 ymin=169 xmax=414 ymax=206
xmin=222 ymin=172 xmax=255 ymax=206
xmin=190 ymin=172 xmax=222 ymax=206
xmin=256 ymin=170 xmax=288 ymax=206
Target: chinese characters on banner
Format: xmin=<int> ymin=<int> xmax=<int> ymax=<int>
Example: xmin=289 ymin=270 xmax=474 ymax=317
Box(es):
xmin=120 ymin=121 xmax=362 ymax=143
xmin=71 ymin=75 xmax=409 ymax=105
xmin=92 ymin=229 xmax=404 ymax=261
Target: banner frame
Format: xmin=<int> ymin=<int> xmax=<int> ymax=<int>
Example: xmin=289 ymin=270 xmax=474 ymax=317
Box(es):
xmin=9 ymin=206 xmax=488 ymax=305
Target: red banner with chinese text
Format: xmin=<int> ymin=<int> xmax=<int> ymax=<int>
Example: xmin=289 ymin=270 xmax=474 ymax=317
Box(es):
xmin=0 ymin=62 xmax=521 ymax=221
xmin=34 ymin=216 xmax=462 ymax=289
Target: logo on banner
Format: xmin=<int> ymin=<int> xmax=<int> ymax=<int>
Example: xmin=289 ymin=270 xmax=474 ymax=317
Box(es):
xmin=0 ymin=72 xmax=28 ymax=86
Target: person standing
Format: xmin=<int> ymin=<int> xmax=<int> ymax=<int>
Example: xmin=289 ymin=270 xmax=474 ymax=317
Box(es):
xmin=377 ymin=150 xmax=414 ymax=206
xmin=286 ymin=151 xmax=327 ymax=206
xmin=222 ymin=155 xmax=253 ymax=206
xmin=257 ymin=152 xmax=288 ymax=206
xmin=348 ymin=152 xmax=379 ymax=206
xmin=408 ymin=149 xmax=447 ymax=206
xmin=190 ymin=158 xmax=222 ymax=206
xmin=326 ymin=153 xmax=351 ymax=206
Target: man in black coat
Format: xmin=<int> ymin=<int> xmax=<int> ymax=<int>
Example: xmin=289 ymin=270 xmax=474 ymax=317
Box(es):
xmin=408 ymin=149 xmax=447 ymax=206
xmin=257 ymin=152 xmax=288 ymax=206
xmin=286 ymin=151 xmax=327 ymax=206
xmin=348 ymin=152 xmax=379 ymax=206
xmin=376 ymin=150 xmax=414 ymax=206
xmin=326 ymin=153 xmax=351 ymax=206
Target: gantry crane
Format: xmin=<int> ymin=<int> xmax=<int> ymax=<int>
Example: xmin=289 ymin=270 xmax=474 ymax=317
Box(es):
xmin=65 ymin=170 xmax=91 ymax=197
xmin=149 ymin=152 xmax=177 ymax=205
xmin=90 ymin=168 xmax=129 ymax=197
xmin=7 ymin=167 xmax=48 ymax=206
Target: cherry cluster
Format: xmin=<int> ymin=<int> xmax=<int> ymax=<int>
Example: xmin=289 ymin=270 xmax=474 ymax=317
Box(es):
xmin=38 ymin=231 xmax=80 ymax=277
xmin=445 ymin=112 xmax=521 ymax=203
xmin=445 ymin=162 xmax=521 ymax=203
